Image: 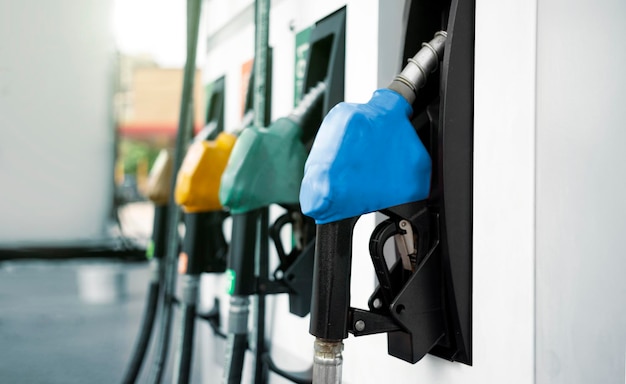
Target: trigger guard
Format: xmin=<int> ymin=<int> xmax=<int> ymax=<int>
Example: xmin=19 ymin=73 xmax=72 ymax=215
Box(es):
xmin=270 ymin=212 xmax=297 ymax=268
xmin=368 ymin=219 xmax=401 ymax=307
xmin=369 ymin=219 xmax=399 ymax=260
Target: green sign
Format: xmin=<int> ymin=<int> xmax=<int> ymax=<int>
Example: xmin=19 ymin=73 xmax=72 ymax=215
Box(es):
xmin=225 ymin=269 xmax=236 ymax=295
xmin=294 ymin=26 xmax=312 ymax=106
xmin=204 ymin=76 xmax=225 ymax=125
xmin=145 ymin=240 xmax=154 ymax=260
xmin=204 ymin=82 xmax=214 ymax=121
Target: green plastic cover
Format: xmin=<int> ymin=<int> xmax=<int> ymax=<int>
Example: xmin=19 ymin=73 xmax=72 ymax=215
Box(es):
xmin=219 ymin=118 xmax=306 ymax=214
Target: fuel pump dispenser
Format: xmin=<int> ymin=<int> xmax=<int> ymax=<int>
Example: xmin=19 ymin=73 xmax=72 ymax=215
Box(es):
xmin=219 ymin=82 xmax=327 ymax=384
xmin=166 ymin=61 xmax=257 ymax=384
xmin=122 ymin=149 xmax=172 ymax=384
xmin=218 ymin=7 xmax=346 ymax=382
xmin=169 ymin=126 xmax=236 ymax=384
xmin=301 ymin=32 xmax=445 ymax=377
xmin=300 ymin=0 xmax=474 ymax=381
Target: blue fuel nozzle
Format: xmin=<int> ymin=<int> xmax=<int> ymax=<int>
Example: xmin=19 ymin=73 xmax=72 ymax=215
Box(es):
xmin=300 ymin=89 xmax=430 ymax=224
xmin=305 ymin=31 xmax=447 ymax=384
xmin=300 ymin=31 xmax=446 ymax=224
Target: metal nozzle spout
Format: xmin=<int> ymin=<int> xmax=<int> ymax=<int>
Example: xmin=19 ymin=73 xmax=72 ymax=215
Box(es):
xmin=312 ymin=338 xmax=343 ymax=384
xmin=231 ymin=110 xmax=255 ymax=137
xmin=288 ymin=81 xmax=327 ymax=128
xmin=388 ymin=30 xmax=447 ymax=104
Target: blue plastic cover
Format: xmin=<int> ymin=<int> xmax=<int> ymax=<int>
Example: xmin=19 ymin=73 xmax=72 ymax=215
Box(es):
xmin=300 ymin=88 xmax=431 ymax=224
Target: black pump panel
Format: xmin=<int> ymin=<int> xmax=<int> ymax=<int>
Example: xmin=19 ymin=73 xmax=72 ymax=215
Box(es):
xmin=204 ymin=76 xmax=225 ymax=137
xmin=300 ymin=6 xmax=346 ymax=145
xmin=402 ymin=0 xmax=474 ymax=365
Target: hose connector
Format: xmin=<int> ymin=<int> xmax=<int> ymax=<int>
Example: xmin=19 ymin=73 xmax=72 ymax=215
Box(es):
xmin=312 ymin=338 xmax=343 ymax=384
xmin=149 ymin=258 xmax=162 ymax=284
xmin=231 ymin=110 xmax=255 ymax=137
xmin=179 ymin=274 xmax=200 ymax=305
xmin=388 ymin=31 xmax=447 ymax=104
xmin=227 ymin=296 xmax=250 ymax=335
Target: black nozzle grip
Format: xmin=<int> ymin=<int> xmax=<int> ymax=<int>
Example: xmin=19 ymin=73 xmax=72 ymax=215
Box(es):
xmin=228 ymin=210 xmax=262 ymax=296
xmin=151 ymin=205 xmax=169 ymax=260
xmin=182 ymin=211 xmax=228 ymax=274
xmin=309 ymin=216 xmax=359 ymax=341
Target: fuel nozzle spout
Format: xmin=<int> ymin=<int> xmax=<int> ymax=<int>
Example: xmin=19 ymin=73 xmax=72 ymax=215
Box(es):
xmin=388 ymin=31 xmax=447 ymax=104
xmin=288 ymin=81 xmax=327 ymax=128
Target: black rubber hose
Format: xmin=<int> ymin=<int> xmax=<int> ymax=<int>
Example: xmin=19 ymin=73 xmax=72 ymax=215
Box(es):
xmin=222 ymin=212 xmax=256 ymax=384
xmin=147 ymin=1 xmax=202 ymax=382
xmin=253 ymin=208 xmax=269 ymax=384
xmin=121 ymin=280 xmax=160 ymax=384
xmin=224 ymin=334 xmax=248 ymax=384
xmin=122 ymin=205 xmax=167 ymax=384
xmin=175 ymin=303 xmax=197 ymax=384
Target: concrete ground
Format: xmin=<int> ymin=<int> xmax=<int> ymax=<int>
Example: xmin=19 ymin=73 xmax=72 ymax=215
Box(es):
xmin=0 ymin=202 xmax=205 ymax=384
xmin=0 ymin=202 xmax=309 ymax=384
xmin=0 ymin=259 xmax=149 ymax=383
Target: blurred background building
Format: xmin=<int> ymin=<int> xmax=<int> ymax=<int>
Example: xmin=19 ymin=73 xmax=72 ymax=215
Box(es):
xmin=114 ymin=54 xmax=204 ymax=200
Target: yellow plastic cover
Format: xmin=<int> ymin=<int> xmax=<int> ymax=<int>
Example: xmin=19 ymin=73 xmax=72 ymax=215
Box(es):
xmin=146 ymin=149 xmax=173 ymax=205
xmin=175 ymin=132 xmax=237 ymax=212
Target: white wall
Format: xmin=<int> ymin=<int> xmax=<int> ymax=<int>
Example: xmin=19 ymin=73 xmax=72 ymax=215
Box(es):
xmin=0 ymin=0 xmax=115 ymax=246
xmin=535 ymin=0 xmax=626 ymax=382
xmin=341 ymin=0 xmax=538 ymax=383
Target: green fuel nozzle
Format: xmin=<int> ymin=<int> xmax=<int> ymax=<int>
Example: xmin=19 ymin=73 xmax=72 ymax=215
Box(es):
xmin=219 ymin=82 xmax=326 ymax=214
xmin=219 ymin=82 xmax=326 ymax=384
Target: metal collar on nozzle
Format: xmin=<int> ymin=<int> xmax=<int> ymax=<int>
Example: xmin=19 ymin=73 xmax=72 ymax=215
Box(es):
xmin=388 ymin=31 xmax=447 ymax=104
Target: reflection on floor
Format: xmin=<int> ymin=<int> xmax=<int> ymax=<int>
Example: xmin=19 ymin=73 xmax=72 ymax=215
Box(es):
xmin=0 ymin=259 xmax=205 ymax=384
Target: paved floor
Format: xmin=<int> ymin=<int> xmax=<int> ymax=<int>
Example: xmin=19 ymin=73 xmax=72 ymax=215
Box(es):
xmin=0 ymin=202 xmax=309 ymax=384
xmin=0 ymin=259 xmax=150 ymax=383
xmin=0 ymin=202 xmax=203 ymax=384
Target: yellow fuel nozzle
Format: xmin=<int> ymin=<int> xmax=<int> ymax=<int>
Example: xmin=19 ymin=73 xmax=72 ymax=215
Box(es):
xmin=175 ymin=132 xmax=237 ymax=213
xmin=146 ymin=149 xmax=174 ymax=205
